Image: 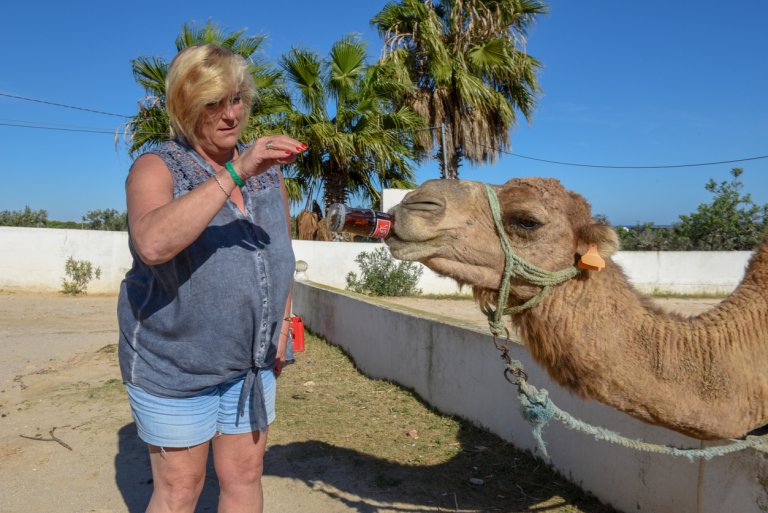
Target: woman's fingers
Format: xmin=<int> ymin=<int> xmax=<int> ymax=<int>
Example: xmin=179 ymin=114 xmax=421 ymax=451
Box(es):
xmin=259 ymin=136 xmax=307 ymax=167
xmin=263 ymin=136 xmax=307 ymax=155
xmin=237 ymin=135 xmax=307 ymax=177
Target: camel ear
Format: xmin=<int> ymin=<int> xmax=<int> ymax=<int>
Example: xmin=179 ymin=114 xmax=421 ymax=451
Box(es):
xmin=576 ymin=223 xmax=619 ymax=259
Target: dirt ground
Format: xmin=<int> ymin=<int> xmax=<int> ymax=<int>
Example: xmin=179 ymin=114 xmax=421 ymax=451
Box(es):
xmin=0 ymin=291 xmax=720 ymax=513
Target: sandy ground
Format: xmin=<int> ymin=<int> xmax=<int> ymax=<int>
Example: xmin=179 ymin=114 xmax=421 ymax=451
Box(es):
xmin=0 ymin=291 xmax=720 ymax=513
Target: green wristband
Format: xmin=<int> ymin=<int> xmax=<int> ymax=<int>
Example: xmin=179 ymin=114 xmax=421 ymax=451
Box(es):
xmin=225 ymin=161 xmax=245 ymax=187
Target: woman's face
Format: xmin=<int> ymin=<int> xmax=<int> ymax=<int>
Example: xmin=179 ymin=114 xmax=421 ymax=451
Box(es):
xmin=195 ymin=92 xmax=244 ymax=155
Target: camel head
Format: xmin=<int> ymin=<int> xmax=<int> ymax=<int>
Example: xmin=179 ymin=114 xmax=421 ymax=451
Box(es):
xmin=387 ymin=177 xmax=768 ymax=440
xmin=386 ymin=178 xmax=619 ymax=304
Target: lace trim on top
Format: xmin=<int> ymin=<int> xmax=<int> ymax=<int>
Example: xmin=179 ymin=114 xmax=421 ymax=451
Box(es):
xmin=150 ymin=140 xmax=280 ymax=196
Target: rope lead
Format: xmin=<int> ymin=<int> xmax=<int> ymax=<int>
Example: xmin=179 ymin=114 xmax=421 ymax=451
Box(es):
xmin=483 ymin=185 xmax=768 ymax=460
xmin=509 ymin=358 xmax=768 ymax=461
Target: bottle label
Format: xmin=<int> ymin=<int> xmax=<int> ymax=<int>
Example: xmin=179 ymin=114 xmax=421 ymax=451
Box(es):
xmin=372 ymin=219 xmax=392 ymax=238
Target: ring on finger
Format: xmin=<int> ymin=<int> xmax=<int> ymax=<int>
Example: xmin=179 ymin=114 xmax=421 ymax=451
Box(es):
xmin=266 ymin=140 xmax=275 ymax=150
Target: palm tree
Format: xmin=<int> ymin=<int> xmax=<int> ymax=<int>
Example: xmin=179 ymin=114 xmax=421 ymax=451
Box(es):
xmin=279 ymin=35 xmax=423 ymax=212
xmin=125 ymin=21 xmax=288 ymax=157
xmin=372 ymin=0 xmax=548 ymax=179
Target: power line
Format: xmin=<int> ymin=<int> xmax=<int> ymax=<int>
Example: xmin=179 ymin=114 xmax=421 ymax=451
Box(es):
xmin=437 ymin=126 xmax=768 ymax=169
xmin=1 ymin=116 xmax=765 ymax=170
xmin=0 ymin=122 xmax=116 ymax=134
xmin=505 ymin=151 xmax=768 ymax=169
xmin=0 ymin=92 xmax=131 ymax=118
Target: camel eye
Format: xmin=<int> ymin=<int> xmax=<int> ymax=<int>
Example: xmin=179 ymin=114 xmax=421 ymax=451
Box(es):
xmin=504 ymin=208 xmax=546 ymax=233
xmin=514 ymin=217 xmax=541 ymax=230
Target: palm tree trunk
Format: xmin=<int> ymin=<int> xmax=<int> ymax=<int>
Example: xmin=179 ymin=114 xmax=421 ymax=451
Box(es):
xmin=437 ymin=142 xmax=462 ymax=179
xmin=447 ymin=150 xmax=462 ymax=179
xmin=436 ymin=115 xmax=463 ymax=179
xmin=322 ymin=163 xmax=349 ymax=212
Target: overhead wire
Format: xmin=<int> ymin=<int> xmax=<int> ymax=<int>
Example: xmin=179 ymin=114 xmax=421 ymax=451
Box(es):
xmin=486 ymin=143 xmax=766 ymax=169
xmin=435 ymin=126 xmax=768 ymax=169
xmin=0 ymin=92 xmax=131 ymax=118
xmin=1 ymin=92 xmax=766 ymax=169
xmin=0 ymin=122 xmax=117 ymax=134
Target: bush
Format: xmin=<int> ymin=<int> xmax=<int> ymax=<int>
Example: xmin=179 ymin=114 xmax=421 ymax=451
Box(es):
xmin=674 ymin=168 xmax=767 ymax=250
xmin=82 ymin=209 xmax=127 ymax=231
xmin=617 ymin=223 xmax=682 ymax=251
xmin=0 ymin=206 xmax=48 ymax=227
xmin=346 ymin=247 xmax=423 ymax=296
xmin=61 ymin=257 xmax=102 ymax=295
xmin=616 ymin=168 xmax=768 ymax=251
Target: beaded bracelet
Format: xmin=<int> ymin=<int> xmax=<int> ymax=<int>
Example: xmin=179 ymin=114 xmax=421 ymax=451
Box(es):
xmin=225 ymin=161 xmax=245 ymax=187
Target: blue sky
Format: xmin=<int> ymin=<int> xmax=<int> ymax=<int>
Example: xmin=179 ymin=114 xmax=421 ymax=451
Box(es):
xmin=1 ymin=0 xmax=766 ymax=225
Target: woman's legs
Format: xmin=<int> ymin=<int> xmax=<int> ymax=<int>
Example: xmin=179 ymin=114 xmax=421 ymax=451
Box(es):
xmin=143 ymin=430 xmax=268 ymax=513
xmin=212 ymin=429 xmax=269 ymax=513
xmin=211 ymin=368 xmax=275 ymax=512
xmin=146 ymin=442 xmax=210 ymax=513
xmin=125 ymin=369 xmax=275 ymax=512
xmin=125 ymin=383 xmax=218 ymax=511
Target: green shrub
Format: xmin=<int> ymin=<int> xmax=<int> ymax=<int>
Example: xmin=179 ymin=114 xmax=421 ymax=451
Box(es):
xmin=0 ymin=206 xmax=48 ymax=227
xmin=346 ymin=247 xmax=423 ymax=296
xmin=82 ymin=209 xmax=127 ymax=231
xmin=61 ymin=257 xmax=102 ymax=295
xmin=616 ymin=168 xmax=768 ymax=251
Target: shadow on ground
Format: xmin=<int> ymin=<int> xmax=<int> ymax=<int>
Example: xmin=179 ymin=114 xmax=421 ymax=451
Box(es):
xmin=115 ymin=416 xmax=615 ymax=513
xmin=114 ymin=423 xmax=220 ymax=513
xmin=263 ymin=422 xmax=617 ymax=513
xmin=114 ymin=421 xmax=614 ymax=513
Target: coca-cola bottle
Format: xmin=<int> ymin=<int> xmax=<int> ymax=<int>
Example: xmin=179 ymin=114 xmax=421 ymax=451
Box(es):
xmin=326 ymin=204 xmax=394 ymax=239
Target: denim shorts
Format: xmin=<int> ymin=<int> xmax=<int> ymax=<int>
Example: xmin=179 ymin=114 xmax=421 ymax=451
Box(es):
xmin=125 ymin=369 xmax=276 ymax=448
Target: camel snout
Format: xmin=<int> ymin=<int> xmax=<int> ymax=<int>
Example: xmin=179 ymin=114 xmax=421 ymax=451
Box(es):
xmin=399 ymin=192 xmax=444 ymax=213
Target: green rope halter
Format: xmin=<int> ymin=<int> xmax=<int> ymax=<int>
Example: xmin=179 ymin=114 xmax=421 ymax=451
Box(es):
xmin=483 ymin=185 xmax=768 ymax=459
xmin=483 ymin=184 xmax=580 ymax=336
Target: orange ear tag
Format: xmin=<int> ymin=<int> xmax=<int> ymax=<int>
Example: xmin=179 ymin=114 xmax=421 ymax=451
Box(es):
xmin=578 ymin=244 xmax=605 ymax=271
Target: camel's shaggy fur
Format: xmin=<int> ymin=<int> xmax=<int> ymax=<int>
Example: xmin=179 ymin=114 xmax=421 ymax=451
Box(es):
xmin=386 ymin=177 xmax=768 ymax=440
xmin=296 ymin=211 xmax=331 ymax=241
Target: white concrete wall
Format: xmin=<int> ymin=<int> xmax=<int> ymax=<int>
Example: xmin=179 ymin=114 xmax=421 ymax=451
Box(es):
xmin=0 ymin=227 xmax=133 ymax=294
xmin=614 ymin=251 xmax=751 ymax=295
xmin=0 ymin=226 xmax=753 ymax=295
xmin=2 ymin=226 xmax=766 ymax=511
xmin=382 ymin=187 xmax=412 ymax=213
xmin=292 ymin=281 xmax=768 ymax=513
xmin=292 ymin=240 xmax=464 ymax=294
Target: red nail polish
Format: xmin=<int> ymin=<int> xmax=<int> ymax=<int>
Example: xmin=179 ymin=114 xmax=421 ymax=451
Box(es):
xmin=285 ymin=150 xmax=291 ymax=155
xmin=295 ymin=146 xmax=303 ymax=152
xmin=300 ymin=144 xmax=308 ymax=149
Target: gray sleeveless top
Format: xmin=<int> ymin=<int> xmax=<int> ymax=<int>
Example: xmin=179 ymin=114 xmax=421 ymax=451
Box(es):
xmin=118 ymin=139 xmax=295 ymax=431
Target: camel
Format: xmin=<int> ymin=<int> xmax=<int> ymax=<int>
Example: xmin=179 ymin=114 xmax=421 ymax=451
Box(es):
xmin=385 ymin=177 xmax=768 ymax=440
xmin=296 ymin=210 xmax=332 ymax=241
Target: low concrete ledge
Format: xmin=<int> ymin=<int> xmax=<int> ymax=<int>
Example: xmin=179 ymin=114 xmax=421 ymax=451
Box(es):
xmin=293 ymin=280 xmax=768 ymax=513
xmin=0 ymin=227 xmax=753 ymax=296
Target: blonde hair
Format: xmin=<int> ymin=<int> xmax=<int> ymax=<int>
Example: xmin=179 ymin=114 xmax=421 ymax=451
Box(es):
xmin=165 ymin=44 xmax=256 ymax=145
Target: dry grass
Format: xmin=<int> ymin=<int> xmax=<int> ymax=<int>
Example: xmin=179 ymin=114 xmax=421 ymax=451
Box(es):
xmin=270 ymin=333 xmax=619 ymax=513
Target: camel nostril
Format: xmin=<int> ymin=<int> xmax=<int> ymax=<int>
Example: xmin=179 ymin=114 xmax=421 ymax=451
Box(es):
xmin=401 ymin=194 xmax=444 ymax=212
xmin=405 ymin=201 xmax=443 ymax=212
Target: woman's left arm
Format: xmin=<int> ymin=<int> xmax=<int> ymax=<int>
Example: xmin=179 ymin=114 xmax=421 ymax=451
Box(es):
xmin=275 ymin=168 xmax=294 ymax=377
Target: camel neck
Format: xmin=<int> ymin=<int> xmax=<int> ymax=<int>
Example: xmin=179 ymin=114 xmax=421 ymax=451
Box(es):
xmin=514 ymin=258 xmax=768 ymax=439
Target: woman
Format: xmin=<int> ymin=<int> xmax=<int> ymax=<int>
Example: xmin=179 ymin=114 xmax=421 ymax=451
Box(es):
xmin=117 ymin=44 xmax=305 ymax=513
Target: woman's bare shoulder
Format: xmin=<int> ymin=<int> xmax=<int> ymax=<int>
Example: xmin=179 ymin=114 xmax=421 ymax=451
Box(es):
xmin=127 ymin=153 xmax=172 ymax=192
xmin=129 ymin=153 xmax=170 ymax=178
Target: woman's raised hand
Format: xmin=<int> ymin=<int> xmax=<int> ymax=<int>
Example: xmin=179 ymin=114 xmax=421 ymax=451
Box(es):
xmin=235 ymin=135 xmax=307 ymax=179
